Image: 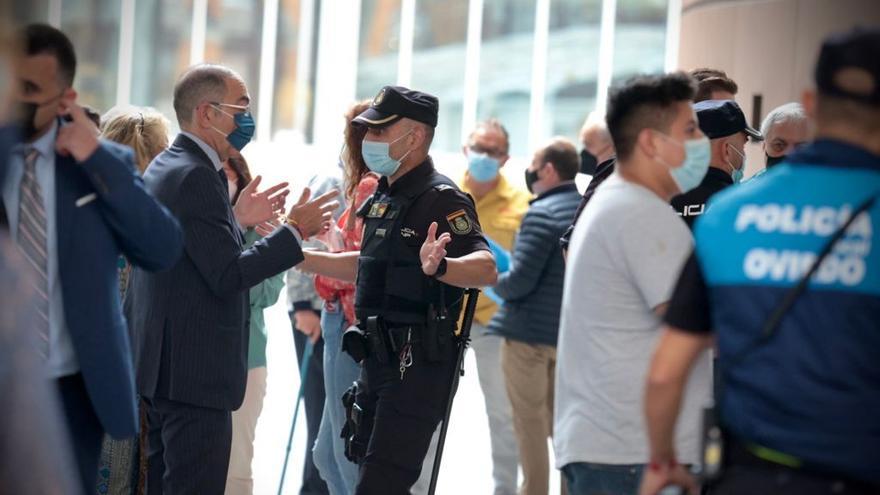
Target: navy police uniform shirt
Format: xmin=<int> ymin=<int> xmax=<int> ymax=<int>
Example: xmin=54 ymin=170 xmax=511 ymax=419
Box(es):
xmin=665 ymin=139 xmax=880 ymax=485
xmin=670 ymin=167 xmax=734 ymax=230
xmin=369 ymin=158 xmax=488 ymax=259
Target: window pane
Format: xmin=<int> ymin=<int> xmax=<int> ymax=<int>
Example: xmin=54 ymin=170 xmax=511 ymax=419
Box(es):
xmin=356 ymin=0 xmax=401 ymax=100
xmin=612 ymin=0 xmax=668 ymax=84
xmin=61 ymin=0 xmax=121 ymax=114
xmin=131 ymin=0 xmax=193 ymax=130
xmin=206 ymin=0 xmax=265 ymax=111
xmin=273 ymin=0 xmax=318 ymax=141
xmin=477 ymin=0 xmax=536 ymax=156
xmin=544 ymin=0 xmax=602 ymax=144
xmin=411 ymin=0 xmax=468 ymax=152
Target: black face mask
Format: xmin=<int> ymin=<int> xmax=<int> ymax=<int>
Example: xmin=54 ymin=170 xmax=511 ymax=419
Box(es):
xmin=524 ymin=167 xmax=540 ymax=193
xmin=580 ymin=149 xmax=598 ymax=175
xmin=16 ymin=92 xmax=65 ymax=141
xmin=765 ymin=153 xmax=786 ymax=168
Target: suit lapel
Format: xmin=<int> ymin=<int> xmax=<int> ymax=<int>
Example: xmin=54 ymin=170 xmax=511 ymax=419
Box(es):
xmin=55 ymin=152 xmax=79 ymax=262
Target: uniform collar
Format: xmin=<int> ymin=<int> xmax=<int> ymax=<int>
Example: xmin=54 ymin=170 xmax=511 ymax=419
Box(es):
xmin=704 ymin=166 xmax=734 ymax=186
xmin=380 ymin=157 xmax=435 ymax=194
xmin=530 ymin=181 xmax=578 ymax=203
xmin=787 ymin=138 xmax=880 ymax=172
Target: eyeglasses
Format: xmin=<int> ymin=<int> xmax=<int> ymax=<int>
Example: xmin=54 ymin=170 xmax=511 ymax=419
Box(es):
xmin=209 ymin=101 xmax=251 ymax=114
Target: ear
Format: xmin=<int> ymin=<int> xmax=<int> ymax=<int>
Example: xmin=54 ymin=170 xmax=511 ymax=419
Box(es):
xmin=636 ymin=128 xmax=659 ymax=159
xmin=498 ymin=154 xmax=510 ymax=168
xmin=61 ymin=87 xmax=77 ymax=104
xmin=195 ymin=102 xmax=213 ymax=129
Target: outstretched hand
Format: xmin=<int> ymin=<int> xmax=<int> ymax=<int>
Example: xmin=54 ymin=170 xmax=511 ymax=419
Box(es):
xmin=233 ymin=175 xmax=289 ymax=228
xmin=286 ymin=188 xmax=340 ymax=239
xmin=420 ymin=222 xmax=452 ymax=276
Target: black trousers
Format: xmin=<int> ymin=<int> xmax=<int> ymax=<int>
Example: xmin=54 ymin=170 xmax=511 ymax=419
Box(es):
xmin=143 ymin=396 xmax=232 ymax=494
xmin=713 ymin=464 xmax=879 ymax=495
xmin=353 ymin=341 xmax=457 ymax=495
xmin=291 ymin=311 xmax=330 ymax=495
xmin=57 ymin=373 xmax=104 ymax=495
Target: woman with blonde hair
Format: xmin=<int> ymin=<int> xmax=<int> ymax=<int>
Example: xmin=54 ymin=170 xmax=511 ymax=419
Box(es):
xmin=100 ymin=106 xmax=170 ymax=174
xmin=95 ymin=104 xmax=170 ymax=495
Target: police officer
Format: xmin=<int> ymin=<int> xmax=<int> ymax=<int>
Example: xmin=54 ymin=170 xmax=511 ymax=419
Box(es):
xmin=670 ymin=99 xmax=762 ymax=229
xmin=300 ymin=86 xmax=497 ymax=494
xmin=639 ymin=28 xmax=880 ymax=495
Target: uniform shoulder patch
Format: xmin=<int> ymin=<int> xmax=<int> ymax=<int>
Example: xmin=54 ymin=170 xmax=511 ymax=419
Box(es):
xmin=446 ymin=209 xmax=474 ymax=235
xmin=434 ymin=184 xmax=455 ymax=192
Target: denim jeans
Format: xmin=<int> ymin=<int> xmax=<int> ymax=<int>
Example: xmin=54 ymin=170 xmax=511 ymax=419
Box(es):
xmin=312 ymin=303 xmax=361 ymax=495
xmin=562 ymin=462 xmax=645 ymax=495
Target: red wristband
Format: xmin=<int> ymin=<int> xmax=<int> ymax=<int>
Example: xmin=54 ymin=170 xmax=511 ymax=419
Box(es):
xmin=648 ymin=458 xmax=677 ymax=471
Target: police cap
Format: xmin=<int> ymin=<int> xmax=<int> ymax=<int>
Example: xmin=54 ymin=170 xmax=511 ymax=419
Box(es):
xmin=815 ymin=27 xmax=880 ymax=106
xmin=694 ymin=99 xmax=762 ymax=141
xmin=353 ymin=86 xmax=439 ymax=128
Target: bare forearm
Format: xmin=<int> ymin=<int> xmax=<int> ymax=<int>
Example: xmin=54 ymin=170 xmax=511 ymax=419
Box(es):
xmin=299 ymin=250 xmax=360 ymax=282
xmin=644 ymin=376 xmax=687 ymax=463
xmin=437 ymin=250 xmax=497 ymax=288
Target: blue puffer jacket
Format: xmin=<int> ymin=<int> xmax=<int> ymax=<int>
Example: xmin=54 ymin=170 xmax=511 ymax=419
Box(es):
xmin=488 ymin=182 xmax=581 ymax=346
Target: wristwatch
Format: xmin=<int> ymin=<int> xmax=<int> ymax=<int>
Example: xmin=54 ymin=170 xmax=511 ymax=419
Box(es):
xmin=434 ymin=257 xmax=448 ymax=278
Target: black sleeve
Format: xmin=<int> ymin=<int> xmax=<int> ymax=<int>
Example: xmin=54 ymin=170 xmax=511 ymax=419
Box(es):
xmin=431 ymin=190 xmax=489 ymax=259
xmin=560 ymin=158 xmax=615 ymax=250
xmin=664 ymin=250 xmax=713 ymax=334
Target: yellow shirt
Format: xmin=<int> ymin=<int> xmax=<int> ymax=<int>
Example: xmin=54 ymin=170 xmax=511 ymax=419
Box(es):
xmin=459 ymin=173 xmax=532 ymax=326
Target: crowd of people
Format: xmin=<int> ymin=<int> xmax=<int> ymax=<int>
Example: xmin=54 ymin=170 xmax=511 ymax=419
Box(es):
xmin=0 ymin=16 xmax=877 ymax=495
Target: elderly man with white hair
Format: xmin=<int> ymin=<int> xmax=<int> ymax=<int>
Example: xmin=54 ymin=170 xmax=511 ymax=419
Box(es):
xmin=760 ymin=102 xmax=813 ymax=168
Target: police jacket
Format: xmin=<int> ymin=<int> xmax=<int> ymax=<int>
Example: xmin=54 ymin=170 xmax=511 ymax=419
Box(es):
xmin=355 ymin=158 xmax=488 ymax=328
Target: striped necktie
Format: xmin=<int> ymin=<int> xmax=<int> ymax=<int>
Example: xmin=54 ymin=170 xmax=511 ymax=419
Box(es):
xmin=17 ymin=147 xmax=50 ymax=358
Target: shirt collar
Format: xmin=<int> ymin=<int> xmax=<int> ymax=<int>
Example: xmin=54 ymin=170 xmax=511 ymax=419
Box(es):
xmin=15 ymin=119 xmax=58 ymax=159
xmin=181 ymin=131 xmax=223 ymax=171
xmin=460 ymin=172 xmax=517 ymax=201
xmin=380 ymin=157 xmax=435 ymax=194
xmin=787 ymin=138 xmax=880 ymax=172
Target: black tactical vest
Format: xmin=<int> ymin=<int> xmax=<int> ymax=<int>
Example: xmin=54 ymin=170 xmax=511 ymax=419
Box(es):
xmin=354 ymin=170 xmax=465 ymax=327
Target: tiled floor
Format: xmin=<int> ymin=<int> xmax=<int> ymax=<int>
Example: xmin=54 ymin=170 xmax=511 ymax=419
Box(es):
xmin=251 ymin=290 xmax=563 ymax=494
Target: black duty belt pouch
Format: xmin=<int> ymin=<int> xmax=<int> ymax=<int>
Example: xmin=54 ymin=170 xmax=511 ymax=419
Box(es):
xmin=342 ymin=325 xmax=369 ymax=364
xmin=366 ymin=316 xmax=390 ymax=364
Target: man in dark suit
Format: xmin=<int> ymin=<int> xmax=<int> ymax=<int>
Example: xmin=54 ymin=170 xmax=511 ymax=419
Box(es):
xmin=1 ymin=24 xmax=184 ymax=493
xmin=125 ymin=63 xmax=339 ymax=494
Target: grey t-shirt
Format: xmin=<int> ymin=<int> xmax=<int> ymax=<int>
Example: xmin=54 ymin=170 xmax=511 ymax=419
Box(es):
xmin=554 ymin=173 xmax=712 ymax=467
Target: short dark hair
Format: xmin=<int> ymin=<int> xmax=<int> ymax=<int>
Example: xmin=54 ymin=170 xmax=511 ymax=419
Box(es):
xmin=606 ymin=72 xmax=697 ymax=161
xmin=691 ymin=67 xmax=738 ymax=102
xmin=538 ymin=137 xmax=579 ymax=181
xmin=173 ymin=64 xmax=238 ymax=126
xmin=21 ymin=23 xmax=77 ymax=86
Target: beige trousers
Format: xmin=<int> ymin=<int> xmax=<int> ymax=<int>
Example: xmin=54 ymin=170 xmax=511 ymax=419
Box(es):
xmin=501 ymin=339 xmax=557 ymax=495
xmin=225 ymin=367 xmax=268 ymax=495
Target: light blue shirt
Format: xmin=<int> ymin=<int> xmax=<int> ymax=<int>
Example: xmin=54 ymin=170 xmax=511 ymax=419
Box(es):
xmin=178 ymin=131 xmax=301 ymax=241
xmin=2 ymin=120 xmax=78 ymax=378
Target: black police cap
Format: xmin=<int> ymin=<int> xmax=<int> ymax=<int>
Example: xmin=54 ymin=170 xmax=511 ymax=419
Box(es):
xmin=694 ymin=99 xmax=762 ymax=141
xmin=353 ymin=86 xmax=439 ymax=128
xmin=815 ymin=27 xmax=880 ymax=106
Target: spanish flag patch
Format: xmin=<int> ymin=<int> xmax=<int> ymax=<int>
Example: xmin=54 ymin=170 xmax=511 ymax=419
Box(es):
xmin=446 ymin=209 xmax=473 ymax=235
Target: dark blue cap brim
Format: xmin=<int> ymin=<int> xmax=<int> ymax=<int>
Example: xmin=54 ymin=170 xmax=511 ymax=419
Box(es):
xmin=352 ymin=107 xmax=402 ymax=128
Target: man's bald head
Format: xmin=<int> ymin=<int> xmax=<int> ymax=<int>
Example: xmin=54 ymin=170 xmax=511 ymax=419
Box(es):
xmin=579 ymin=114 xmax=615 ymax=163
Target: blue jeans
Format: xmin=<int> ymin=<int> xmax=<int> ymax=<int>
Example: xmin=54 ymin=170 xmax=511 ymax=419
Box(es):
xmin=312 ymin=303 xmax=361 ymax=495
xmin=563 ymin=462 xmax=645 ymax=495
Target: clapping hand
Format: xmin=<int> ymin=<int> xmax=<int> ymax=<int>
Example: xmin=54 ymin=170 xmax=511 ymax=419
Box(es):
xmin=233 ymin=176 xmax=289 ymax=228
xmin=420 ymin=222 xmax=451 ymax=276
xmin=286 ymin=188 xmax=340 ymax=239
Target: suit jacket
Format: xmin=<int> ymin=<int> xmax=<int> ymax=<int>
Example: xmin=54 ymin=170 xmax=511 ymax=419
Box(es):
xmin=125 ymin=134 xmax=304 ymax=411
xmin=0 ymin=141 xmax=184 ymax=438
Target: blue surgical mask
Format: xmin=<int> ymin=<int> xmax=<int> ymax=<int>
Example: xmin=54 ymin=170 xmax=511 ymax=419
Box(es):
xmin=467 ymin=152 xmax=500 ymax=182
xmin=726 ymin=143 xmax=746 ymax=183
xmin=361 ymin=130 xmax=413 ymax=176
xmin=212 ymin=104 xmax=256 ymax=151
xmin=656 ymin=133 xmax=711 ymax=194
